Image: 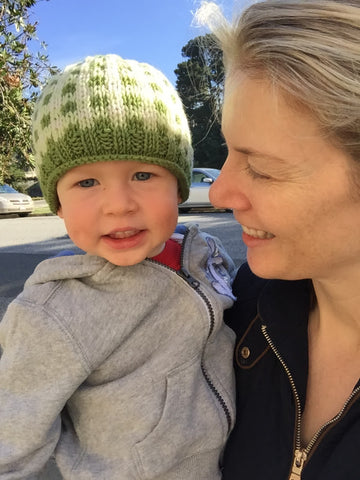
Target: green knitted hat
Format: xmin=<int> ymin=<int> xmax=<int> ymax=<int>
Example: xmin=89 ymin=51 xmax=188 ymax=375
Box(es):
xmin=32 ymin=54 xmax=193 ymax=213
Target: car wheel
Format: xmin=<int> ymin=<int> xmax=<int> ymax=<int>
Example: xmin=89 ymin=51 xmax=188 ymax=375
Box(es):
xmin=18 ymin=212 xmax=30 ymax=217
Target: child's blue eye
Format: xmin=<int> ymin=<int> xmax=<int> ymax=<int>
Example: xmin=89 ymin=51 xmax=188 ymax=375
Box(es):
xmin=134 ymin=172 xmax=152 ymax=181
xmin=78 ymin=178 xmax=98 ymax=187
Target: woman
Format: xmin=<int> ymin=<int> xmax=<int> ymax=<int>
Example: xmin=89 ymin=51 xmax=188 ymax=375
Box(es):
xmin=197 ymin=1 xmax=360 ymax=478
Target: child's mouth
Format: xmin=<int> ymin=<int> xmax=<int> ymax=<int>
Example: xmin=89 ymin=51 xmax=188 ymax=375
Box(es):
xmin=107 ymin=229 xmax=141 ymax=239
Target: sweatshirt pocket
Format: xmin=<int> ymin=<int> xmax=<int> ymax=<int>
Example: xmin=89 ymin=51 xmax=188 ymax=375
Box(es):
xmin=132 ymin=357 xmax=227 ymax=480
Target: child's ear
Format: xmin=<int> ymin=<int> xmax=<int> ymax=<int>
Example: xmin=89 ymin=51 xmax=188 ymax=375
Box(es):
xmin=177 ymin=186 xmax=182 ymax=204
xmin=57 ymin=205 xmax=63 ymax=218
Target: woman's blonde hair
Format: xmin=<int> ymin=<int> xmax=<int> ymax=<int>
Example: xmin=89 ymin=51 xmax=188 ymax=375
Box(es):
xmin=196 ymin=0 xmax=360 ymax=163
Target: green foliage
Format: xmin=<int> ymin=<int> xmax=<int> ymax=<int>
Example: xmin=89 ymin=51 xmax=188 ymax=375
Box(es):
xmin=0 ymin=0 xmax=58 ymax=185
xmin=175 ymin=34 xmax=227 ymax=169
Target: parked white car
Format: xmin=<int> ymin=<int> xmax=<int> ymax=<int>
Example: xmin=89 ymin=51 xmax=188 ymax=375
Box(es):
xmin=179 ymin=168 xmax=221 ymax=212
xmin=0 ymin=184 xmax=34 ymax=217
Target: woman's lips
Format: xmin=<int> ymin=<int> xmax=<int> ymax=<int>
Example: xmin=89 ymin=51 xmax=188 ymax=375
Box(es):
xmin=241 ymin=224 xmax=275 ymax=239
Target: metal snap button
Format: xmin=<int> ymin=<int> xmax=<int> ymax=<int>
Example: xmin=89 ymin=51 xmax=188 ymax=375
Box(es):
xmin=240 ymin=346 xmax=250 ymax=359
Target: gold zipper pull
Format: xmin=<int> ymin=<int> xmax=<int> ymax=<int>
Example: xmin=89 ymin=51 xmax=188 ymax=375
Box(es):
xmin=289 ymin=449 xmax=307 ymax=480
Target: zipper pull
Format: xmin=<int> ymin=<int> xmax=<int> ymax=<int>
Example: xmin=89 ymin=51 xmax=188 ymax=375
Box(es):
xmin=289 ymin=449 xmax=307 ymax=480
xmin=177 ymin=268 xmax=200 ymax=288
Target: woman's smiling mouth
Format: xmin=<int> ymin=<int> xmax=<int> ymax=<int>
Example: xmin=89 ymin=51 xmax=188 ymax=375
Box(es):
xmin=241 ymin=225 xmax=275 ymax=239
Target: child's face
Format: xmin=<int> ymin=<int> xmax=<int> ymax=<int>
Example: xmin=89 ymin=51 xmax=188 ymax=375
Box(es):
xmin=57 ymin=161 xmax=181 ymax=266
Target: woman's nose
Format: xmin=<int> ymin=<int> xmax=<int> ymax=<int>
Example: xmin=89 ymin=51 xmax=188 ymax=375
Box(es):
xmin=209 ymin=162 xmax=251 ymax=211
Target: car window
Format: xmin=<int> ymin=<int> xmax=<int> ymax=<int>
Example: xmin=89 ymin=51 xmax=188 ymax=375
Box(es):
xmin=0 ymin=185 xmax=17 ymax=193
xmin=192 ymin=172 xmax=212 ymax=183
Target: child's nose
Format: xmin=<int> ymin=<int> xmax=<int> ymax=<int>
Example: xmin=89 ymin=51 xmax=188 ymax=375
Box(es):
xmin=102 ymin=185 xmax=137 ymax=215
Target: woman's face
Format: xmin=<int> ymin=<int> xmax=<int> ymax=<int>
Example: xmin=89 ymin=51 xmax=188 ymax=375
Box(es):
xmin=211 ymin=76 xmax=360 ymax=281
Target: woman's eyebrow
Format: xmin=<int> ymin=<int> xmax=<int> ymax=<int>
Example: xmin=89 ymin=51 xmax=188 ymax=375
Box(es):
xmin=232 ymin=146 xmax=288 ymax=164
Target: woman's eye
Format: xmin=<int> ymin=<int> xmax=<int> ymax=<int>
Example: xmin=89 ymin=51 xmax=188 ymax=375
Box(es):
xmin=245 ymin=164 xmax=271 ymax=180
xmin=78 ymin=178 xmax=98 ymax=188
xmin=134 ymin=172 xmax=152 ymax=181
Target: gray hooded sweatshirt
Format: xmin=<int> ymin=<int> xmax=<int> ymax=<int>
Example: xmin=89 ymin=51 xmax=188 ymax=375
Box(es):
xmin=0 ymin=225 xmax=236 ymax=480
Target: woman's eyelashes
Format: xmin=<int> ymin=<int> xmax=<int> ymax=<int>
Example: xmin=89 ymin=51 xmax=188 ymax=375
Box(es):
xmin=245 ymin=164 xmax=271 ymax=180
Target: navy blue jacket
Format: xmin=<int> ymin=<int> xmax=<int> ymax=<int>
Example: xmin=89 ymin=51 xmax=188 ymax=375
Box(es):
xmin=222 ymin=263 xmax=360 ymax=479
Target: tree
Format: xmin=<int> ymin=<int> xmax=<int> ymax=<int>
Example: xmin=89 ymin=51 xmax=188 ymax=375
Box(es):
xmin=175 ymin=34 xmax=226 ymax=169
xmin=0 ymin=0 xmax=58 ymax=187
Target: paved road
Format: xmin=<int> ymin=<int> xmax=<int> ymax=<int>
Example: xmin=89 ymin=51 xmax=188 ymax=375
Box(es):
xmin=0 ymin=209 xmax=246 ymax=479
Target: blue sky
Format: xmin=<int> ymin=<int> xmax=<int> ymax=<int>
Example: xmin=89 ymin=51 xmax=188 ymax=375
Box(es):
xmin=30 ymin=0 xmax=249 ymax=85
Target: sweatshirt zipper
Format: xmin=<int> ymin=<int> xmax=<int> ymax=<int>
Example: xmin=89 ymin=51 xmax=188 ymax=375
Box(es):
xmin=147 ymin=229 xmax=232 ymax=433
xmin=261 ymin=324 xmax=360 ymax=480
xmin=176 ymin=265 xmax=232 ymax=433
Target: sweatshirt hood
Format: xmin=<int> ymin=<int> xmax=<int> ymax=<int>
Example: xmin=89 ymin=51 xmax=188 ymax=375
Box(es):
xmin=24 ymin=253 xmax=107 ymax=287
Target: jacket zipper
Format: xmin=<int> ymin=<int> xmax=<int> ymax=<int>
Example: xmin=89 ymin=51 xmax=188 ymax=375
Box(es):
xmin=147 ymin=229 xmax=232 ymax=433
xmin=261 ymin=324 xmax=360 ymax=480
xmin=177 ymin=267 xmax=232 ymax=432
